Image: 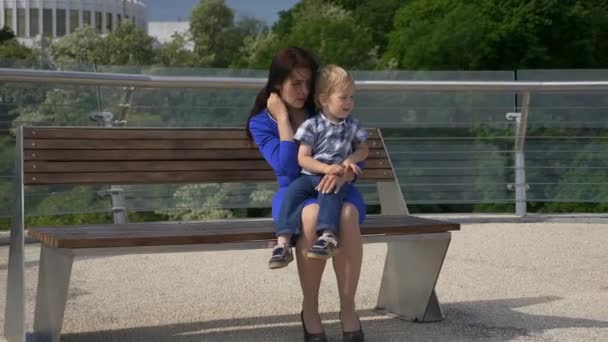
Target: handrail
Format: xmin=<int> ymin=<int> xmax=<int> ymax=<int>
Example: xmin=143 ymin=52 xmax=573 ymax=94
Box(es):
xmin=2 ymin=68 xmax=608 ymax=91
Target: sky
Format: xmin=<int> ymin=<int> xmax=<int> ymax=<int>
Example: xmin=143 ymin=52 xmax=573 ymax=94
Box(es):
xmin=145 ymin=0 xmax=299 ymax=24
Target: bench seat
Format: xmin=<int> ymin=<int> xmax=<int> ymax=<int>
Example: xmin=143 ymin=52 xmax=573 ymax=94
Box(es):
xmin=29 ymin=215 xmax=459 ymax=249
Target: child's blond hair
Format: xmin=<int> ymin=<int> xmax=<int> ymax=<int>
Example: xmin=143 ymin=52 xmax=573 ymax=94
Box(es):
xmin=315 ymin=64 xmax=355 ymax=109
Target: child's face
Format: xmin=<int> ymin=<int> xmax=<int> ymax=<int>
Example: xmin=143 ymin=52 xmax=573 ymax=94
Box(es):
xmin=320 ymin=84 xmax=355 ymax=120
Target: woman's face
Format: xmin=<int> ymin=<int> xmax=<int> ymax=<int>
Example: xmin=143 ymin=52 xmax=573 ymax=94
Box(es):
xmin=278 ymin=68 xmax=312 ymax=110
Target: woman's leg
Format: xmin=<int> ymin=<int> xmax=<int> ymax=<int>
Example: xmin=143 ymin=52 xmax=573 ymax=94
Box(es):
xmin=332 ymin=203 xmax=363 ymax=332
xmin=296 ymin=203 xmax=326 ymax=334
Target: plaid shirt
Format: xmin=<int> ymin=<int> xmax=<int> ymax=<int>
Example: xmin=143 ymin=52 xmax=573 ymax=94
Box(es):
xmin=294 ymin=112 xmax=368 ymax=175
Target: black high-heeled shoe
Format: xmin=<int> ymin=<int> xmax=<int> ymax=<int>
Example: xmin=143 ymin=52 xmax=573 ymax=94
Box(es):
xmin=300 ymin=310 xmax=327 ymax=342
xmin=340 ymin=311 xmax=364 ymax=342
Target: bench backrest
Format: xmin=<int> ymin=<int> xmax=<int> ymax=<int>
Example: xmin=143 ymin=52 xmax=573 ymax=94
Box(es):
xmin=20 ymin=126 xmax=396 ymax=185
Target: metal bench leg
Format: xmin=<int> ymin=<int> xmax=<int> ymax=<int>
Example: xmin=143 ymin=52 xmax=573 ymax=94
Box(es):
xmin=375 ymin=232 xmax=451 ymax=322
xmin=33 ymin=246 xmax=73 ymax=342
xmin=4 ymin=228 xmax=26 ymax=342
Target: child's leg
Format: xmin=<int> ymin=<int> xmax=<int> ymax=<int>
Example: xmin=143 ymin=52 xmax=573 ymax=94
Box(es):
xmin=270 ymin=175 xmax=316 ymax=269
xmin=276 ymin=175 xmax=317 ymax=237
xmin=316 ymin=183 xmax=349 ymax=236
xmin=307 ymin=181 xmax=349 ymax=259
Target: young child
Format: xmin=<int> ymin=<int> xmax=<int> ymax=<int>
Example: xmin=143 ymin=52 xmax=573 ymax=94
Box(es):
xmin=269 ymin=65 xmax=369 ymax=269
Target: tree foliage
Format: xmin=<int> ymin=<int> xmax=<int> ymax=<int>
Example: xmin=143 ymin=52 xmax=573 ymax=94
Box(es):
xmin=190 ymin=0 xmax=266 ymax=67
xmin=0 ymin=26 xmax=35 ymax=61
xmin=104 ymin=22 xmax=156 ymax=65
xmin=51 ymin=22 xmax=155 ymax=66
xmin=382 ymin=0 xmax=608 ymax=70
xmin=158 ymin=32 xmax=197 ymax=67
xmin=267 ymin=0 xmax=376 ymax=69
xmin=326 ymin=0 xmax=403 ymax=56
xmin=50 ymin=26 xmax=106 ymax=65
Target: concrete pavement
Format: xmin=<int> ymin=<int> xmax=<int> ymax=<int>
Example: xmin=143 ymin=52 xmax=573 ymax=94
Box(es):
xmin=0 ymin=222 xmax=607 ymax=341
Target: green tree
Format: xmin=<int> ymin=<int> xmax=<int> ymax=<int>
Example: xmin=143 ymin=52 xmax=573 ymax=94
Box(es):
xmin=0 ymin=40 xmax=35 ymax=61
xmin=269 ymin=0 xmax=376 ymax=69
xmin=0 ymin=26 xmax=16 ymax=43
xmin=382 ymin=0 xmax=608 ymax=70
xmin=158 ymin=32 xmax=196 ymax=67
xmin=157 ymin=183 xmax=247 ymax=220
xmin=534 ymin=135 xmax=608 ymax=213
xmin=24 ymin=186 xmax=112 ymax=227
xmin=190 ymin=0 xmax=237 ymax=67
xmin=104 ymin=22 xmax=156 ymax=65
xmin=234 ymin=15 xmax=267 ymax=38
xmin=14 ymin=87 xmax=98 ymax=126
xmin=326 ymin=0 xmax=403 ymax=57
xmin=232 ymin=31 xmax=280 ymax=69
xmin=190 ymin=0 xmax=266 ymax=67
xmin=50 ymin=26 xmax=105 ymax=65
xmin=51 ymin=23 xmax=155 ymax=66
xmin=0 ymin=26 xmax=35 ymax=61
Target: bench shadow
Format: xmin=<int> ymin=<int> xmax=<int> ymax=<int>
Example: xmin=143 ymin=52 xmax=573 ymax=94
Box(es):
xmin=53 ymin=296 xmax=608 ymax=342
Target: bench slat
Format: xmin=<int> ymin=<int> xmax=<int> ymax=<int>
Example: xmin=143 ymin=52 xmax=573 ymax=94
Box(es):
xmin=24 ymin=148 xmax=388 ymax=161
xmin=28 ymin=215 xmax=459 ymax=249
xmin=24 ymin=127 xmax=380 ymax=140
xmin=25 ymin=138 xmax=384 ymax=150
xmin=25 ymin=159 xmax=391 ymax=173
xmin=25 ymin=128 xmax=250 ymax=140
xmin=25 ymin=169 xmax=395 ymax=185
xmin=25 ymin=139 xmax=256 ymax=150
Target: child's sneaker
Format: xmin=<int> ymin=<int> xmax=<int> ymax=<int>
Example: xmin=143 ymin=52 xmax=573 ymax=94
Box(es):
xmin=307 ymin=234 xmax=338 ymax=259
xmin=268 ymin=243 xmax=294 ymax=269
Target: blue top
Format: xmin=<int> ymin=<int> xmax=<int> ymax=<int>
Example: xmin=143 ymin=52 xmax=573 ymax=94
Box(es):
xmin=249 ymin=109 xmax=366 ymax=224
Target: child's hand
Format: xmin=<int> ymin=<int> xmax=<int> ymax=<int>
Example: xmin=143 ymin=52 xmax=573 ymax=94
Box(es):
xmin=324 ymin=164 xmax=344 ymax=175
xmin=342 ymin=159 xmax=362 ymax=175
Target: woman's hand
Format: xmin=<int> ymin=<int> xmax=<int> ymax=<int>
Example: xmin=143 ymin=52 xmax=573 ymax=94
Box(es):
xmin=267 ymin=93 xmax=289 ymax=122
xmin=316 ymin=174 xmax=346 ymax=194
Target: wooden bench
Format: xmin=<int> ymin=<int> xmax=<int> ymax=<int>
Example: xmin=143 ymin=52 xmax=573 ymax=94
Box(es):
xmin=4 ymin=126 xmax=460 ymax=342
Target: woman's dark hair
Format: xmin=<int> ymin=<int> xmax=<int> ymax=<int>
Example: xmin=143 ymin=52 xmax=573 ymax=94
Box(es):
xmin=246 ymin=47 xmax=319 ymax=141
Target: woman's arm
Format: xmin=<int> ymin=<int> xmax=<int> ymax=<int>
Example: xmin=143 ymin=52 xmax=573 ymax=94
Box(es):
xmin=249 ymin=114 xmax=301 ymax=179
xmin=267 ymin=93 xmax=296 ymax=141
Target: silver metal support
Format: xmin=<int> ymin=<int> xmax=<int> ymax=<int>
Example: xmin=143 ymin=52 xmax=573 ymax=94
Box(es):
xmin=88 ymin=111 xmax=129 ymax=224
xmin=515 ymin=151 xmax=527 ymax=216
xmin=5 ymin=126 xmax=26 ymax=342
xmin=377 ymin=181 xmax=409 ymax=215
xmin=376 ymin=129 xmax=409 ymax=215
xmin=104 ymin=86 xmax=137 ymax=221
xmin=33 ymin=246 xmax=74 ymax=342
xmin=376 ymin=232 xmax=451 ymax=322
xmin=109 ymin=185 xmax=128 ymax=224
xmin=506 ymin=92 xmax=530 ymax=216
xmin=115 ymin=86 xmax=135 ymax=126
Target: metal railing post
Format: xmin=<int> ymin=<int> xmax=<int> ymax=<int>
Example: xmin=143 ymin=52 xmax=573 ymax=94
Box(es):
xmin=506 ymin=92 xmax=530 ymax=216
xmin=88 ymin=111 xmax=128 ymax=224
xmin=116 ymin=86 xmax=135 ymax=126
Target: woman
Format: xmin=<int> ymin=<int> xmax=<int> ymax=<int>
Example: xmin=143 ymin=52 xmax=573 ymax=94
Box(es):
xmin=247 ymin=47 xmax=365 ymax=342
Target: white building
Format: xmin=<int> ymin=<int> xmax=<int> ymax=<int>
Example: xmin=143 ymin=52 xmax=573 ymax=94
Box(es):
xmin=0 ymin=0 xmax=147 ymax=44
xmin=147 ymin=21 xmax=192 ymax=49
xmin=147 ymin=21 xmax=188 ymax=44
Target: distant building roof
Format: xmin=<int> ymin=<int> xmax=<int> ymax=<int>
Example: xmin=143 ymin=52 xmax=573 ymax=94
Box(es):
xmin=147 ymin=21 xmax=189 ymax=45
